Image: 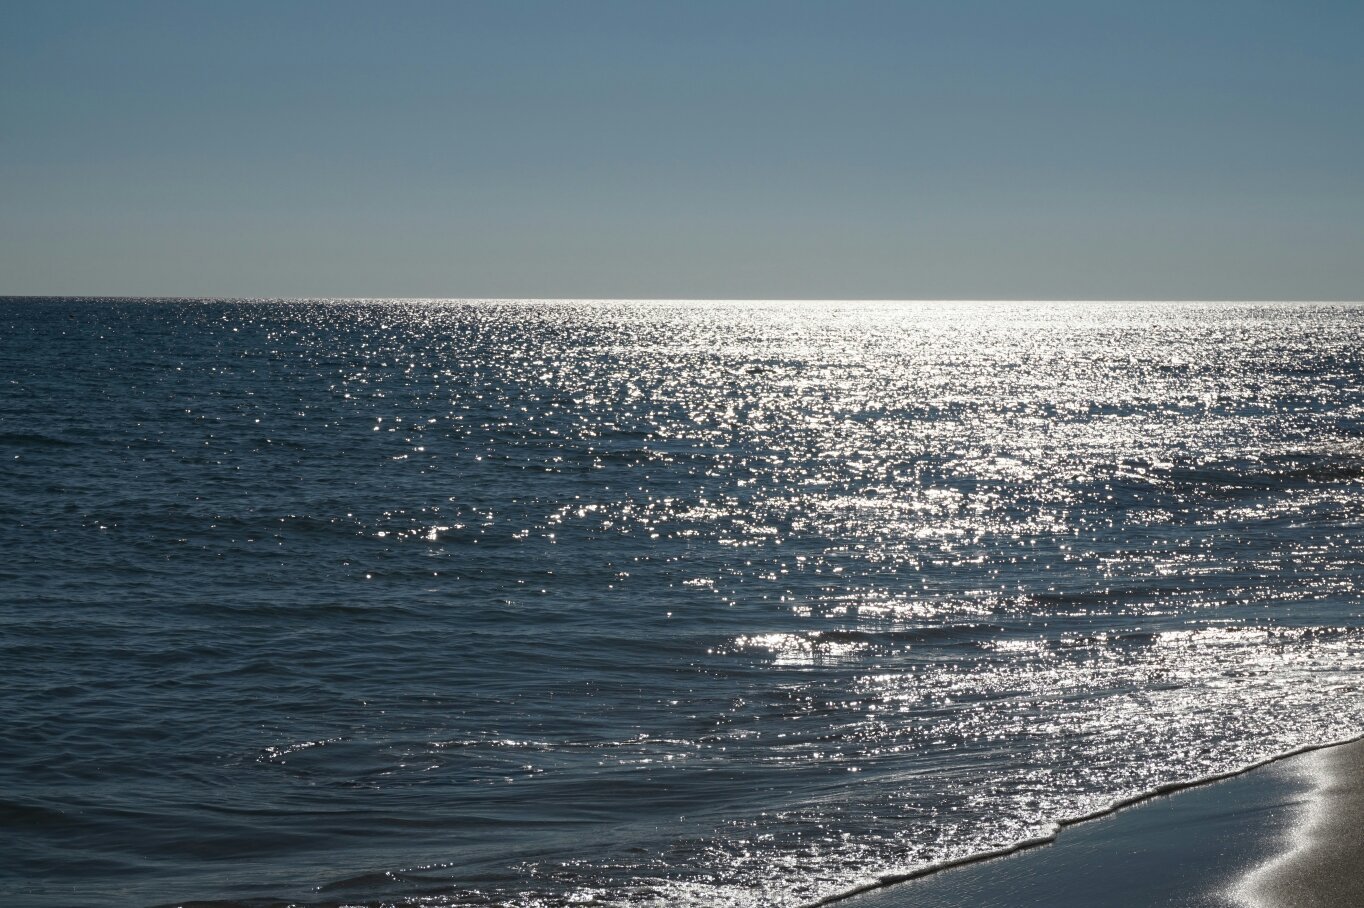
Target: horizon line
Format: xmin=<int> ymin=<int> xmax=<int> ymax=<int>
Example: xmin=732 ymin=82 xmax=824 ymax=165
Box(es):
xmin=4 ymin=295 xmax=1364 ymax=304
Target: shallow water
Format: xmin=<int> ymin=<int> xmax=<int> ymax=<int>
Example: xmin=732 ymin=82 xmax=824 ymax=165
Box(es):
xmin=3 ymin=299 xmax=1364 ymax=907
xmin=844 ymin=744 xmax=1314 ymax=907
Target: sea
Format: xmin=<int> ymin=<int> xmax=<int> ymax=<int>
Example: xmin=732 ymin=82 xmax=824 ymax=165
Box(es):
xmin=4 ymin=298 xmax=1364 ymax=908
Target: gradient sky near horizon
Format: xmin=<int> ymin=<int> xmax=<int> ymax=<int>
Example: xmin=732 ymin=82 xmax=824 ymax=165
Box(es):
xmin=2 ymin=1 xmax=1362 ymax=299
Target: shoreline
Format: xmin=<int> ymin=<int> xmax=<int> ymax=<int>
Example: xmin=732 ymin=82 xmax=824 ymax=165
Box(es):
xmin=1236 ymin=736 xmax=1364 ymax=907
xmin=817 ymin=734 xmax=1364 ymax=908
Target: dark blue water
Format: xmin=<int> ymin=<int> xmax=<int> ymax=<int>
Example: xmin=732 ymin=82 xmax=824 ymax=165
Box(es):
xmin=4 ymin=299 xmax=1364 ymax=907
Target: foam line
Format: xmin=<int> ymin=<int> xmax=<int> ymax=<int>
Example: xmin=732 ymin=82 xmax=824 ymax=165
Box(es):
xmin=808 ymin=731 xmax=1364 ymax=908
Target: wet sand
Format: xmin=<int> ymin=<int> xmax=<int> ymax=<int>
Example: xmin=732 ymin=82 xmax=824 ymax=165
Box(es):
xmin=1240 ymin=738 xmax=1364 ymax=908
xmin=835 ymin=740 xmax=1364 ymax=908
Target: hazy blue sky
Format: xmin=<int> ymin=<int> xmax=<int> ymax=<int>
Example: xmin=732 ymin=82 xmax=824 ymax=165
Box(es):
xmin=3 ymin=1 xmax=1362 ymax=299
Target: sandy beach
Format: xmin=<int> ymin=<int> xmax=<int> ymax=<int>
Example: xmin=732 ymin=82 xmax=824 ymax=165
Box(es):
xmin=1239 ymin=739 xmax=1364 ymax=908
xmin=838 ymin=740 xmax=1364 ymax=908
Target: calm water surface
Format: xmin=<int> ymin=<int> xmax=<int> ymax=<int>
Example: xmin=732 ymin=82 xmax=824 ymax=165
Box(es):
xmin=3 ymin=299 xmax=1364 ymax=907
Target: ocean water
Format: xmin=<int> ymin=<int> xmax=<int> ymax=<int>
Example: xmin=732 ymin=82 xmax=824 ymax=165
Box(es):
xmin=3 ymin=299 xmax=1364 ymax=908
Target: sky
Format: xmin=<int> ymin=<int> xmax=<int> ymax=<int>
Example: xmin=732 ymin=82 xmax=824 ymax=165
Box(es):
xmin=2 ymin=0 xmax=1362 ymax=299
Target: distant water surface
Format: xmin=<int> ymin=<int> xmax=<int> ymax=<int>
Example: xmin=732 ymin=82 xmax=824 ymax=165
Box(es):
xmin=3 ymin=299 xmax=1364 ymax=907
